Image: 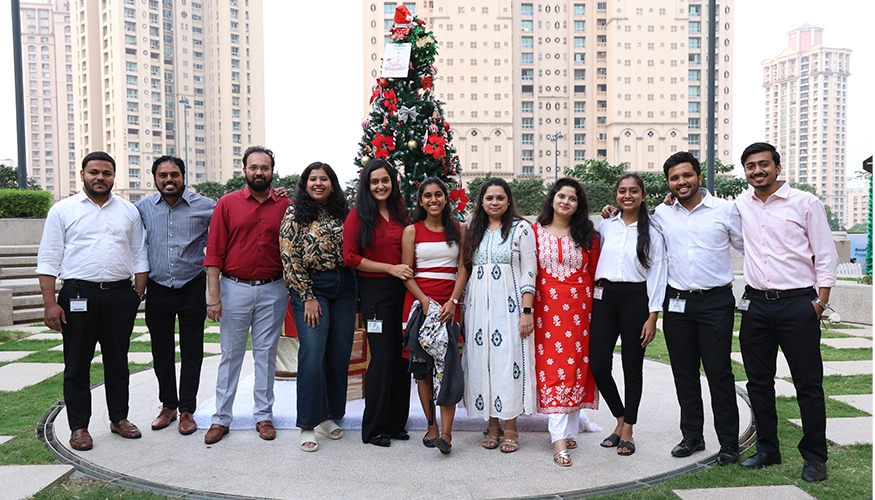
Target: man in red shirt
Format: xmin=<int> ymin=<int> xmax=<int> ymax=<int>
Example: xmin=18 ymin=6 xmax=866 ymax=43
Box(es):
xmin=202 ymin=146 xmax=291 ymax=444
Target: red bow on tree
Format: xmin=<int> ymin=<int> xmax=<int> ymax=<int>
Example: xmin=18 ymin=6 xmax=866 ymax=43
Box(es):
xmin=371 ymin=133 xmax=396 ymax=159
xmin=423 ymin=134 xmax=446 ymax=159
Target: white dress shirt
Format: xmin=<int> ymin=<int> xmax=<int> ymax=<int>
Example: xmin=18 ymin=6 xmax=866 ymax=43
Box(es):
xmin=654 ymin=189 xmax=744 ymax=291
xmin=735 ymin=181 xmax=837 ymax=290
xmin=595 ymin=214 xmax=667 ymax=312
xmin=36 ymin=191 xmax=149 ymax=281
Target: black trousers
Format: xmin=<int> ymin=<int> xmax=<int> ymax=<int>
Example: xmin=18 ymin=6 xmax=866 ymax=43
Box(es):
xmin=589 ymin=280 xmax=649 ymax=425
xmin=358 ymin=276 xmax=411 ymax=442
xmin=663 ymin=285 xmax=738 ymax=450
xmin=145 ymin=273 xmax=206 ymax=413
xmin=59 ymin=280 xmax=140 ymax=431
xmin=739 ymin=287 xmax=827 ymax=462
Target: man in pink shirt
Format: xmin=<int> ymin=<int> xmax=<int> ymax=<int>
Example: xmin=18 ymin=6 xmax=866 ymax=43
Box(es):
xmin=735 ymin=142 xmax=837 ymax=483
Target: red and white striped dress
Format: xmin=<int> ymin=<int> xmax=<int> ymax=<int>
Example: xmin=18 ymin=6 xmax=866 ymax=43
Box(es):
xmin=402 ymin=221 xmax=460 ymax=324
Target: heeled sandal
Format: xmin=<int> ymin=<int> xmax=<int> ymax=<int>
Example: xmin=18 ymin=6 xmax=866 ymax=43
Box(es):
xmin=500 ymin=429 xmax=519 ymax=453
xmin=481 ymin=425 xmax=501 ymax=450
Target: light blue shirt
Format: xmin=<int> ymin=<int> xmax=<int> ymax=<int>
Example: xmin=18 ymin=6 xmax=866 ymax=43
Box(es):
xmin=136 ymin=188 xmax=215 ymax=288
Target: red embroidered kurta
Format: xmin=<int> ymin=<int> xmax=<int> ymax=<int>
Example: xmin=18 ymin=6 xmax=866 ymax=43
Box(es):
xmin=533 ymin=223 xmax=600 ymax=414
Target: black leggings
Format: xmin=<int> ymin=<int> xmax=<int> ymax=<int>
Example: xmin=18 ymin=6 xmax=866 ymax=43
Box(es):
xmin=589 ymin=280 xmax=649 ymax=425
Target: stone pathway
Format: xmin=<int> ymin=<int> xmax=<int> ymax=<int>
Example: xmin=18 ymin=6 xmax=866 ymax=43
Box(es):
xmin=0 ymin=465 xmax=75 ymax=500
xmin=674 ymin=485 xmax=816 ymax=500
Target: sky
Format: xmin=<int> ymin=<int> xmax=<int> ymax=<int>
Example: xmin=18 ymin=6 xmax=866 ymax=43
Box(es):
xmin=0 ymin=1 xmax=870 ymax=187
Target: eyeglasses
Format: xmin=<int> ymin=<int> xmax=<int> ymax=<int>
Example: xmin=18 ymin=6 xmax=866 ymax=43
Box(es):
xmin=246 ymin=166 xmax=272 ymax=173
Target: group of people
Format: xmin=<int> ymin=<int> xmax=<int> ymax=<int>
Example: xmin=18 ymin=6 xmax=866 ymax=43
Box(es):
xmin=37 ymin=141 xmax=836 ymax=482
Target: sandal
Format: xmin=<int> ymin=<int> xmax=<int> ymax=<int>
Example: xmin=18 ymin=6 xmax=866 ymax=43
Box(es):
xmin=315 ymin=420 xmax=343 ymax=440
xmin=600 ymin=433 xmax=620 ymax=448
xmin=300 ymin=429 xmax=318 ymax=452
xmin=617 ymin=440 xmax=636 ymax=456
xmin=481 ymin=425 xmax=501 ymax=450
xmin=435 ymin=432 xmax=452 ymax=454
xmin=500 ymin=429 xmax=519 ymax=453
xmin=553 ymin=449 xmax=572 ymax=467
xmin=566 ymin=438 xmax=578 ymax=450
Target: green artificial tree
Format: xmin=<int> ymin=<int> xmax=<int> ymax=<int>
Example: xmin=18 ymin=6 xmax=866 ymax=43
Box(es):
xmin=354 ymin=5 xmax=468 ymax=214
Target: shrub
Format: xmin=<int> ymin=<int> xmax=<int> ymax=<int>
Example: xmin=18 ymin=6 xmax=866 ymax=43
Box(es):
xmin=0 ymin=189 xmax=53 ymax=218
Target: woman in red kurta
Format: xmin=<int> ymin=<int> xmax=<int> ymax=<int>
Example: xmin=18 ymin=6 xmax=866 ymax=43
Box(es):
xmin=533 ymin=178 xmax=600 ymax=467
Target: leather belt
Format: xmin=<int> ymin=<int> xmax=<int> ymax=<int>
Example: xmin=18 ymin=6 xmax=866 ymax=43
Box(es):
xmin=222 ymin=273 xmax=283 ymax=286
xmin=668 ymin=284 xmax=732 ymax=295
xmin=65 ymin=279 xmax=132 ymax=290
xmin=744 ymin=285 xmax=813 ymax=301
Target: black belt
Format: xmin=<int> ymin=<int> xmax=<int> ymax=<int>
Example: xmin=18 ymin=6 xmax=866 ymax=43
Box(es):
xmin=668 ymin=284 xmax=732 ymax=296
xmin=64 ymin=279 xmax=132 ymax=290
xmin=222 ymin=273 xmax=283 ymax=286
xmin=744 ymin=285 xmax=813 ymax=301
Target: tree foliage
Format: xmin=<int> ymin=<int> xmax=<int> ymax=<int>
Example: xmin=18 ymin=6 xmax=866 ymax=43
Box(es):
xmin=0 ymin=164 xmax=41 ymax=190
xmin=192 ymin=173 xmax=300 ymax=201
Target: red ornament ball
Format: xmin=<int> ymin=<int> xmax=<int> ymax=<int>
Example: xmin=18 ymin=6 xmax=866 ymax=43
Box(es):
xmin=442 ymin=122 xmax=450 ymax=132
xmin=379 ymin=78 xmax=390 ymax=89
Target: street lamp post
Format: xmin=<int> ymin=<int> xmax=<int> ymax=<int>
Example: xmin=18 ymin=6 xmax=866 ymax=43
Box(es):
xmin=546 ymin=132 xmax=565 ymax=182
xmin=179 ymin=96 xmax=192 ymax=187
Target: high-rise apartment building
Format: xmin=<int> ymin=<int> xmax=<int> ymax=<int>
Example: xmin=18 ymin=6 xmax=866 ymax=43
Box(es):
xmin=762 ymin=25 xmax=851 ymax=223
xmin=361 ymin=1 xmax=733 ymax=184
xmin=20 ymin=0 xmax=265 ymax=201
xmin=846 ymin=186 xmax=869 ymax=229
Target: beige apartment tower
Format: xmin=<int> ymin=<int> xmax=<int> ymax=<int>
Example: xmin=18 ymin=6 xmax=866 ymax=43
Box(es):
xmin=362 ymin=1 xmax=733 ymax=184
xmin=21 ymin=0 xmax=265 ymax=201
xmin=762 ymin=25 xmax=850 ymax=223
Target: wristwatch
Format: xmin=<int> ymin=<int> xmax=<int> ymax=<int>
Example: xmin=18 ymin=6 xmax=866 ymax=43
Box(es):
xmin=814 ymin=298 xmax=829 ymax=310
xmin=451 ymin=298 xmax=459 ymax=305
xmin=136 ymin=291 xmax=146 ymax=301
xmin=522 ymin=306 xmax=533 ymax=315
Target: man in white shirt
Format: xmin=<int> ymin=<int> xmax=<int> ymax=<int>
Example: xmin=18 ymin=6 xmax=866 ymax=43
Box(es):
xmin=654 ymin=152 xmax=743 ymax=466
xmin=37 ymin=151 xmax=150 ymax=452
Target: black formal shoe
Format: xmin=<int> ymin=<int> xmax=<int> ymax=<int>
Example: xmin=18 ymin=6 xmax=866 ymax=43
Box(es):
xmin=801 ymin=460 xmax=827 ymax=482
xmin=716 ymin=446 xmax=738 ymax=466
xmin=740 ymin=450 xmax=782 ymax=469
xmin=369 ymin=434 xmax=391 ymax=447
xmin=671 ymin=437 xmax=706 ymax=457
xmin=390 ymin=430 xmax=410 ymax=441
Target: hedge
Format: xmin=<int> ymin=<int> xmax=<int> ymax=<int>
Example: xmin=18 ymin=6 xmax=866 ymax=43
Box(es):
xmin=0 ymin=189 xmax=53 ymax=218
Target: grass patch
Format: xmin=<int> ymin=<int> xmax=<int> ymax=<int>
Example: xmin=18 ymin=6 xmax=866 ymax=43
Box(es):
xmin=204 ymin=333 xmax=221 ymax=343
xmin=776 ymin=395 xmax=869 ymax=419
xmin=0 ymin=339 xmax=62 ymax=351
xmin=33 ymin=477 xmax=167 ymax=500
xmin=0 ymin=330 xmax=33 ymax=342
xmin=820 ymin=374 xmax=872 ymax=396
xmin=733 ymin=313 xmax=742 ymax=332
xmin=820 ymin=331 xmax=857 ymax=339
xmin=18 ymin=351 xmax=65 ymax=364
xmin=820 ymin=346 xmax=872 ymax=362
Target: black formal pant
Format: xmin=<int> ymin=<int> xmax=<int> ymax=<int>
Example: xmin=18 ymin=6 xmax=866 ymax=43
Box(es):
xmin=739 ymin=287 xmax=827 ymax=463
xmin=589 ymin=280 xmax=649 ymax=425
xmin=358 ymin=276 xmax=411 ymax=442
xmin=59 ymin=280 xmax=140 ymax=431
xmin=663 ymin=285 xmax=738 ymax=450
xmin=145 ymin=273 xmax=206 ymax=413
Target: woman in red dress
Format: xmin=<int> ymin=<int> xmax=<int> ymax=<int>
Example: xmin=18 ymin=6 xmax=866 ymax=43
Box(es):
xmin=533 ymin=178 xmax=600 ymax=467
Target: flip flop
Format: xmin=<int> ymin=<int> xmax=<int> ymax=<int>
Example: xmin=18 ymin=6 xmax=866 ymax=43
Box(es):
xmin=617 ymin=440 xmax=636 ymax=456
xmin=315 ymin=420 xmax=343 ymax=440
xmin=566 ymin=438 xmax=578 ymax=450
xmin=300 ymin=429 xmax=318 ymax=452
xmin=600 ymin=433 xmax=620 ymax=448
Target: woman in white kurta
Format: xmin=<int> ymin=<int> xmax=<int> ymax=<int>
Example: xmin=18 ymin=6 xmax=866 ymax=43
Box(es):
xmin=463 ymin=178 xmax=537 ymax=453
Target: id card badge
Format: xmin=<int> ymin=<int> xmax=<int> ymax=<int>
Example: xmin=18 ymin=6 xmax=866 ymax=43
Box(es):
xmin=593 ymin=286 xmax=604 ymax=300
xmin=668 ymin=297 xmax=686 ymax=313
xmin=737 ymin=297 xmax=751 ymax=311
xmin=69 ymin=298 xmax=88 ymax=312
xmin=367 ymin=319 xmax=383 ymax=334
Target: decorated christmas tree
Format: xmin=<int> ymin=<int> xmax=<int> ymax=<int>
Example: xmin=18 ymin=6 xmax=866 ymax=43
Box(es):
xmin=355 ymin=5 xmax=468 ymax=214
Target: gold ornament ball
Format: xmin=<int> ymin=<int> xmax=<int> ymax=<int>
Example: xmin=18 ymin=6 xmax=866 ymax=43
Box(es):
xmin=407 ymin=140 xmax=419 ymax=149
xmin=361 ymin=156 xmax=371 ymax=166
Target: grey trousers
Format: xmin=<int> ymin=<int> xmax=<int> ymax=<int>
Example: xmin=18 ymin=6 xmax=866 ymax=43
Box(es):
xmin=211 ymin=277 xmax=287 ymax=426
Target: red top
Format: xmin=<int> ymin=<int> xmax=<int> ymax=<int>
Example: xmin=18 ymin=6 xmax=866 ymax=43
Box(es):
xmin=342 ymin=207 xmax=408 ymax=278
xmin=204 ymin=186 xmax=290 ymax=279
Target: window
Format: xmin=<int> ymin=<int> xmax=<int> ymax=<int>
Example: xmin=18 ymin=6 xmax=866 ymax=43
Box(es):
xmin=574 ymin=53 xmax=585 ymax=65
xmin=689 ymin=38 xmax=700 ymax=49
xmin=522 ymin=101 xmax=533 ymax=113
xmin=689 ymin=54 xmax=700 ymax=65
xmin=688 ymin=118 xmax=700 ymax=129
xmin=521 ymin=133 xmax=534 ymax=145
xmin=574 ymin=37 xmax=585 ymax=49
xmin=688 ymin=86 xmax=700 ymax=97
xmin=521 ymin=20 xmax=533 ymax=32
xmin=574 ymin=150 xmax=586 ymax=161
xmin=521 ymin=53 xmax=533 ymax=64
xmin=521 ymin=36 xmax=533 ymax=49
xmin=127 ymin=115 xmax=139 ymax=125
xmin=129 ymin=155 xmax=140 ymax=164
xmin=127 ymin=102 xmax=138 ymax=112
xmin=574 ymin=134 xmax=586 ymax=145
xmin=688 ymin=69 xmax=700 ymax=81
xmin=521 ymin=117 xmax=533 ymax=129
xmin=689 ymin=102 xmax=700 ymax=113
xmin=521 ymin=68 xmax=533 ymax=80
xmin=521 ymin=150 xmax=534 ymax=161
xmin=574 ymin=69 xmax=585 ymax=80
xmin=574 ymin=21 xmax=585 ymax=32
xmin=689 ymin=22 xmax=700 ymax=33
xmin=574 ymin=102 xmax=585 ymax=113
xmin=689 ymin=5 xmax=701 ymax=16
xmin=521 ymin=3 xmax=533 ymax=16
xmin=574 ymin=117 xmax=586 ymax=129
xmin=126 ymin=62 xmax=137 ymax=72
xmin=574 ymin=4 xmax=585 ymax=16
xmin=688 ymin=134 xmax=700 ymax=145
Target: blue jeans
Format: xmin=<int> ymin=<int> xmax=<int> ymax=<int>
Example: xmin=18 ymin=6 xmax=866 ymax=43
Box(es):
xmin=290 ymin=267 xmax=358 ymax=429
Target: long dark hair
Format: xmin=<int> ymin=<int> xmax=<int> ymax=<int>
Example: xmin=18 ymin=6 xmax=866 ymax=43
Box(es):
xmin=463 ymin=178 xmax=523 ymax=270
xmin=354 ymin=159 xmax=409 ymax=249
xmin=293 ymin=162 xmax=349 ymax=224
xmin=536 ymin=177 xmax=597 ymax=250
xmin=413 ymin=177 xmax=460 ymax=245
xmin=615 ymin=173 xmax=652 ymax=269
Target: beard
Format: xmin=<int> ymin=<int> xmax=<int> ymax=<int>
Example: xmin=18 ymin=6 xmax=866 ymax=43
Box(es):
xmin=246 ymin=175 xmax=272 ymax=192
xmin=82 ymin=180 xmax=111 ymax=198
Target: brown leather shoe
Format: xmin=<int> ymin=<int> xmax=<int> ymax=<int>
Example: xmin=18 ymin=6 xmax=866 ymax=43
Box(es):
xmin=151 ymin=407 xmax=178 ymax=430
xmin=178 ymin=412 xmax=197 ymax=435
xmin=256 ymin=420 xmax=276 ymax=441
xmin=204 ymin=424 xmax=229 ymax=444
xmin=69 ymin=428 xmax=93 ymax=451
xmin=110 ymin=419 xmax=142 ymax=439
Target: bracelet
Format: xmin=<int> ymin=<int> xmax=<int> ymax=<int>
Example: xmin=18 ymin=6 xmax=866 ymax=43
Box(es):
xmin=207 ymin=299 xmax=222 ymax=307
